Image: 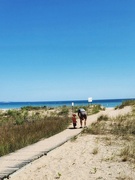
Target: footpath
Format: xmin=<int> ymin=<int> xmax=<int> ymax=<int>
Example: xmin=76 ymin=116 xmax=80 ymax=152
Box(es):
xmin=0 ymin=107 xmax=130 ymax=180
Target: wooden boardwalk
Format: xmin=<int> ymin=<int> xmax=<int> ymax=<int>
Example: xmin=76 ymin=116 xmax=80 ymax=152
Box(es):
xmin=0 ymin=126 xmax=83 ymax=180
xmin=1 ymin=108 xmax=124 ymax=180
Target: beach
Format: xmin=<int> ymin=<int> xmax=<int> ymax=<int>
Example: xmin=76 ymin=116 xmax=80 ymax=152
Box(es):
xmin=6 ymin=106 xmax=135 ymax=180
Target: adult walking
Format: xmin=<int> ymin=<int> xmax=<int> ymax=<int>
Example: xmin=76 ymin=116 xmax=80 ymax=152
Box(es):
xmin=78 ymin=108 xmax=87 ymax=128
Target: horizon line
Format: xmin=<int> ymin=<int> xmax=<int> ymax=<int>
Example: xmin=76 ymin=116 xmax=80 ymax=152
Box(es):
xmin=0 ymin=97 xmax=135 ymax=103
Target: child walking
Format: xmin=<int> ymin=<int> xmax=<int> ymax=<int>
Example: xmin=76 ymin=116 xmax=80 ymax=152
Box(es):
xmin=72 ymin=113 xmax=77 ymax=129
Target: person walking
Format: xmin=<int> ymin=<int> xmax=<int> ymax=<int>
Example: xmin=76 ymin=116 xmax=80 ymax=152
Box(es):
xmin=78 ymin=108 xmax=87 ymax=128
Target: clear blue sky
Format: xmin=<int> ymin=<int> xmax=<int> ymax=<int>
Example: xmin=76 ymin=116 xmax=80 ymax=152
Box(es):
xmin=0 ymin=0 xmax=135 ymax=101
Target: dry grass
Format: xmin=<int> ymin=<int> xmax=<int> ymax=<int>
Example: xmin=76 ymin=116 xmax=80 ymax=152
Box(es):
xmin=83 ymin=100 xmax=135 ymax=164
xmin=0 ymin=104 xmax=102 ymax=157
xmin=0 ymin=106 xmax=71 ymax=156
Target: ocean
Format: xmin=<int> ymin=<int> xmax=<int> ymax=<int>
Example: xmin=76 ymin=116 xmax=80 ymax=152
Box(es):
xmin=0 ymin=98 xmax=134 ymax=109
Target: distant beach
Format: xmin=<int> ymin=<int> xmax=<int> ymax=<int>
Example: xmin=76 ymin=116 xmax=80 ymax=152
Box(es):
xmin=0 ymin=98 xmax=134 ymax=109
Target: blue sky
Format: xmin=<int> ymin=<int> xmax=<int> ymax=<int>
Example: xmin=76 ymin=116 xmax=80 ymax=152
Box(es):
xmin=0 ymin=0 xmax=135 ymax=101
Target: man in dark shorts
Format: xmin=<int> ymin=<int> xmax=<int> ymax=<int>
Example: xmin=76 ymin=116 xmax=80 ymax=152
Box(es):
xmin=78 ymin=108 xmax=87 ymax=128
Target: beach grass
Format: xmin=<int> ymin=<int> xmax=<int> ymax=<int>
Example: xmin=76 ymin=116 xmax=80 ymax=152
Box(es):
xmin=83 ymin=100 xmax=135 ymax=163
xmin=0 ymin=104 xmax=102 ymax=156
xmin=115 ymin=99 xmax=135 ymax=109
xmin=0 ymin=106 xmax=71 ymax=156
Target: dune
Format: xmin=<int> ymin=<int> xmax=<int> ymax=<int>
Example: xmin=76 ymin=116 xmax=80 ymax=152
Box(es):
xmin=6 ymin=106 xmax=135 ymax=180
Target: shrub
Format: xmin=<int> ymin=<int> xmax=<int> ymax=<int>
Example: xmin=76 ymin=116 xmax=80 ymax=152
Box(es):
xmin=21 ymin=106 xmax=47 ymax=111
xmin=82 ymin=122 xmax=105 ymax=135
xmin=119 ymin=144 xmax=135 ymax=162
xmin=97 ymin=115 xmax=109 ymax=122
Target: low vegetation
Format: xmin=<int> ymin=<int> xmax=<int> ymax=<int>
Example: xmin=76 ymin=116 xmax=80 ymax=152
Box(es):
xmin=0 ymin=104 xmax=102 ymax=156
xmin=83 ymin=100 xmax=135 ymax=163
xmin=115 ymin=99 xmax=135 ymax=109
xmin=0 ymin=106 xmax=70 ymax=156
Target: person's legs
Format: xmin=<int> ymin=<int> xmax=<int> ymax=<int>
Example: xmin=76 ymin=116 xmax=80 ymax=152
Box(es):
xmin=84 ymin=119 xmax=86 ymax=126
xmin=80 ymin=119 xmax=82 ymax=128
xmin=73 ymin=123 xmax=76 ymax=128
xmin=84 ymin=114 xmax=87 ymax=127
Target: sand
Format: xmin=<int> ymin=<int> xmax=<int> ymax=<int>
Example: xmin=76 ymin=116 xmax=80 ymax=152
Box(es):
xmin=7 ymin=106 xmax=135 ymax=180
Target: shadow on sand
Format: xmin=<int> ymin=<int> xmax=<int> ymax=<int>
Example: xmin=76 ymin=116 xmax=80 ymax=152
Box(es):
xmin=68 ymin=127 xmax=78 ymax=130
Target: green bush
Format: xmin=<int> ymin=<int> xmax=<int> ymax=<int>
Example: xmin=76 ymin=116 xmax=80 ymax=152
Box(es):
xmin=21 ymin=106 xmax=47 ymax=111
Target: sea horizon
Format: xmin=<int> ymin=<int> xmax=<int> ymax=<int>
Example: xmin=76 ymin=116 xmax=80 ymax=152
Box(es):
xmin=0 ymin=98 xmax=134 ymax=109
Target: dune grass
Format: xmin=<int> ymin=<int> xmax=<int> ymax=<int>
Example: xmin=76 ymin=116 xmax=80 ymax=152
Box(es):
xmin=115 ymin=99 xmax=135 ymax=109
xmin=83 ymin=100 xmax=135 ymax=163
xmin=0 ymin=104 xmax=105 ymax=156
xmin=0 ymin=106 xmax=71 ymax=156
xmin=0 ymin=116 xmax=70 ymax=156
